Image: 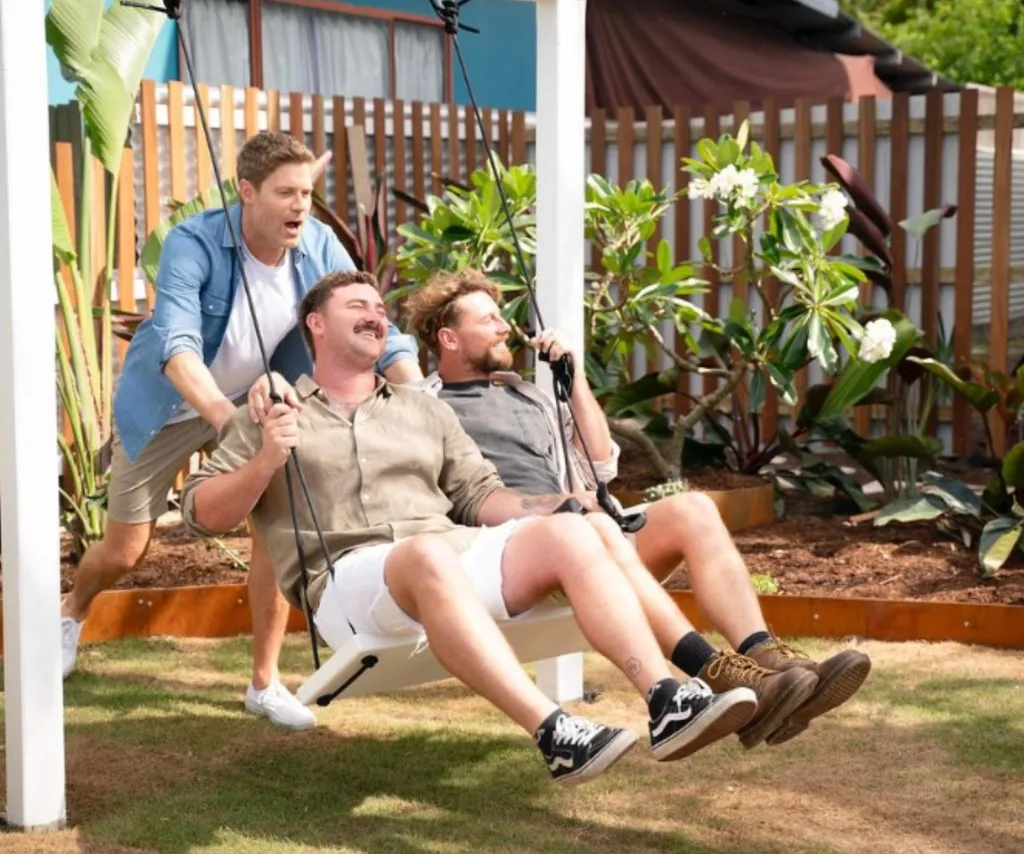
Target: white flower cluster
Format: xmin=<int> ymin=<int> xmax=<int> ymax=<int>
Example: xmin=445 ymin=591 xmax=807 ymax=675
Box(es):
xmin=688 ymin=165 xmax=760 ymax=205
xmin=858 ymin=317 xmax=897 ymax=364
xmin=818 ymin=188 xmax=849 ymax=230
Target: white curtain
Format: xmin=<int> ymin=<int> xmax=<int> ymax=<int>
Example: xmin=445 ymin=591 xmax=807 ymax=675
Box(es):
xmin=395 ymin=21 xmax=444 ymax=103
xmin=184 ymin=0 xmax=251 ymax=89
xmin=262 ymin=2 xmax=389 ymax=99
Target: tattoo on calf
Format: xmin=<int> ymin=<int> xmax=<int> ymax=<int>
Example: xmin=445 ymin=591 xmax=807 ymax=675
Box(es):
xmin=626 ymin=657 xmax=642 ymax=677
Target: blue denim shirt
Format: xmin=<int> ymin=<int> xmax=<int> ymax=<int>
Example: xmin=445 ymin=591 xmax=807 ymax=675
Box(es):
xmin=113 ymin=203 xmax=418 ymax=462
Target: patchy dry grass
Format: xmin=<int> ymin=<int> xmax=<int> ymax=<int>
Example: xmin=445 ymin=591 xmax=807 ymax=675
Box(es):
xmin=1 ymin=635 xmax=1022 ymax=854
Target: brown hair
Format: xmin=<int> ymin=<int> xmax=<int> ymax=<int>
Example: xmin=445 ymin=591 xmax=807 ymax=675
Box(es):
xmin=236 ymin=131 xmax=315 ymax=190
xmin=298 ymin=270 xmax=380 ymax=356
xmin=406 ymin=269 xmax=501 ymax=354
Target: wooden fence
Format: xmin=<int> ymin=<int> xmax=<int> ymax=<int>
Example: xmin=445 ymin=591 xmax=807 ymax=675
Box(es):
xmin=49 ymin=83 xmax=1024 ymax=463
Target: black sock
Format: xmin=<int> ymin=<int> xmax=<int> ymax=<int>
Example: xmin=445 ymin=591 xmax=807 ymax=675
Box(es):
xmin=534 ymin=707 xmax=566 ymax=751
xmin=738 ymin=630 xmax=772 ymax=656
xmin=646 ymin=678 xmax=681 ymax=718
xmin=671 ymin=631 xmax=718 ymax=677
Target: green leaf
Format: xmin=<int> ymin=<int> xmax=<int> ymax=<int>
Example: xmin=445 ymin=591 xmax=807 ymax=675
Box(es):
xmin=899 ymin=207 xmax=948 ymax=240
xmin=978 ymin=517 xmax=1022 ymax=577
xmin=816 ymin=312 xmax=922 ymax=422
xmin=765 ymin=363 xmax=797 ymax=407
xmin=698 ymin=236 xmax=713 ymax=262
xmin=50 ymin=170 xmax=76 ymax=264
xmin=822 ymin=219 xmax=847 ymax=252
xmin=736 ymin=119 xmax=750 ymax=153
xmin=140 ymin=181 xmax=239 ymax=285
xmin=656 ymin=239 xmax=671 ymax=274
xmin=604 ymin=371 xmax=678 ymax=417
xmin=1002 ymin=441 xmax=1024 ymax=488
xmin=748 ymin=369 xmax=767 ymax=414
xmin=74 ymin=3 xmax=165 ymax=173
xmin=860 ymin=434 xmax=943 ymax=460
xmin=875 ymin=494 xmax=949 ymax=526
xmin=921 ymin=472 xmax=983 ymax=518
xmin=696 ymin=139 xmax=719 ymax=168
xmin=45 ymin=0 xmax=104 ymax=82
xmin=905 ymin=357 xmax=1000 ymax=414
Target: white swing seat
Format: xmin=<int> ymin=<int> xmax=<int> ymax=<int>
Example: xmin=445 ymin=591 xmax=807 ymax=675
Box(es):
xmin=296 ymin=602 xmax=591 ymax=706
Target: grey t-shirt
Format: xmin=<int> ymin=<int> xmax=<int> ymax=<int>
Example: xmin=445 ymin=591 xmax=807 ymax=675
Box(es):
xmin=438 ymin=380 xmax=562 ymax=494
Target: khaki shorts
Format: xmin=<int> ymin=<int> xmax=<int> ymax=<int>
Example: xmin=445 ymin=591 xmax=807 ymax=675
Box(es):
xmin=107 ymin=415 xmax=221 ymax=525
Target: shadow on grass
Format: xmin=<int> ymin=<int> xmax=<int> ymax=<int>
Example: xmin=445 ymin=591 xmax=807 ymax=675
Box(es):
xmin=70 ymin=719 xmax=776 ymax=854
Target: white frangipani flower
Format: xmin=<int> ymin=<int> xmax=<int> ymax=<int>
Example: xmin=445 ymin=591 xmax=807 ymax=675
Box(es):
xmin=818 ymin=188 xmax=849 ymax=230
xmin=732 ymin=167 xmax=760 ymax=203
xmin=695 ymin=165 xmax=760 ymax=205
xmin=858 ymin=317 xmax=897 ymax=364
xmin=687 ymin=177 xmax=714 ymax=200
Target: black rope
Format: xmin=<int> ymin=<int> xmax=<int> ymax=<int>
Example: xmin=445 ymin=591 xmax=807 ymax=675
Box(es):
xmin=125 ymin=0 xmax=362 ymax=673
xmin=428 ymin=0 xmax=646 ymax=534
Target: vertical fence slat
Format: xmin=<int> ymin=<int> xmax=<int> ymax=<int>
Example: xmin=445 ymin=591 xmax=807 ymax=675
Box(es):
xmin=289 ymin=92 xmax=304 ymax=141
xmin=481 ymin=107 xmax=493 ymax=163
xmin=393 ymin=99 xmax=407 ymax=228
xmin=195 ymin=83 xmax=213 ymax=193
xmin=921 ymin=88 xmax=943 ymax=349
xmin=312 ymin=94 xmax=326 ymax=198
xmin=953 ymin=88 xmax=978 ymax=455
xmin=430 ymin=102 xmax=443 ymax=196
xmin=673 ymin=104 xmax=691 ymax=420
xmin=702 ymin=104 xmax=720 ymax=399
xmin=220 ymin=85 xmax=237 ymax=177
xmin=117 ymin=149 xmax=136 ymax=363
xmin=826 ymin=96 xmax=844 ymax=259
xmin=465 ymin=103 xmax=477 ymax=173
xmin=373 ymin=98 xmax=388 ymax=235
xmin=854 ymin=95 xmax=877 ymax=438
xmin=512 ymin=111 xmax=526 ymax=166
xmin=448 ymin=103 xmax=461 ymax=178
xmin=411 ymin=101 xmax=426 ymax=220
xmin=140 ymin=79 xmax=160 ymax=309
xmin=55 ymin=142 xmax=76 ymax=486
xmin=889 ymin=92 xmax=909 ymax=311
xmin=792 ymin=97 xmax=811 ymax=405
xmin=498 ymin=109 xmax=510 ymax=166
xmin=168 ymin=81 xmax=186 ymax=203
xmin=590 ymin=108 xmax=606 ymax=271
xmin=761 ymin=98 xmax=781 ymax=440
xmin=645 ymin=105 xmax=663 ymax=378
xmin=333 ymin=96 xmax=348 ymax=220
xmin=267 ymin=90 xmax=280 ymax=132
xmin=244 ymin=87 xmax=259 ymax=140
xmin=989 ymin=86 xmax=1014 ymax=457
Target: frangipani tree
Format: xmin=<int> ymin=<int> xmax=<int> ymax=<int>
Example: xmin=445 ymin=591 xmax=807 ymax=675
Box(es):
xmin=395 ymin=122 xmax=905 ymax=485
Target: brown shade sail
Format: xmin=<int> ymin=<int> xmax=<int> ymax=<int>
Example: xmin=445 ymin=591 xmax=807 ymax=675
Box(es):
xmin=585 ymin=0 xmax=892 ymax=116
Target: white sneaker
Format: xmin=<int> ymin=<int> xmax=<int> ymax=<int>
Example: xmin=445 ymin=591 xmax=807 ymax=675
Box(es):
xmin=61 ymin=616 xmax=83 ymax=679
xmin=244 ymin=680 xmax=317 ymax=730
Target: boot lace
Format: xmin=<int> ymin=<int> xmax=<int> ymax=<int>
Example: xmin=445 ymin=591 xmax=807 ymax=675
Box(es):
xmin=764 ymin=637 xmax=810 ymax=662
xmin=705 ymin=651 xmax=773 ymax=688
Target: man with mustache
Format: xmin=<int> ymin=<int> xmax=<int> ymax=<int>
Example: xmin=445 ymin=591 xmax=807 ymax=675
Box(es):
xmin=59 ymin=132 xmax=422 ymax=730
xmin=180 ymin=270 xmax=762 ymax=787
xmin=405 ymin=268 xmax=871 ymax=750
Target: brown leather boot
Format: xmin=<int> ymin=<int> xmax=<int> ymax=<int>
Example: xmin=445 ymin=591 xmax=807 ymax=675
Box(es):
xmin=697 ymin=651 xmax=819 ymax=749
xmin=745 ymin=639 xmax=872 ymax=746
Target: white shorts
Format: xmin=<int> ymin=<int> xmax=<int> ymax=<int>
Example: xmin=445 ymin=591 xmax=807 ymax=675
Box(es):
xmin=313 ymin=518 xmax=535 ymax=652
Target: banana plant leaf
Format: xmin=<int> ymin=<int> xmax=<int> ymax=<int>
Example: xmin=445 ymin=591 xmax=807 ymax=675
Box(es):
xmin=46 ymin=0 xmax=164 ymax=174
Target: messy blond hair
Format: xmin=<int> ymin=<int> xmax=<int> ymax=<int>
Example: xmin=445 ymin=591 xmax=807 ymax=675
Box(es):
xmin=405 ymin=269 xmax=502 ymax=354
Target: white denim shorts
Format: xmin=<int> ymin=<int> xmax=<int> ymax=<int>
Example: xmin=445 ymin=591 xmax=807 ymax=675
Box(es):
xmin=313 ymin=518 xmax=535 ymax=652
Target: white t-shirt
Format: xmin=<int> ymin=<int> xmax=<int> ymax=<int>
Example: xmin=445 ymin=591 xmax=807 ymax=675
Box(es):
xmin=168 ymin=248 xmax=299 ymax=424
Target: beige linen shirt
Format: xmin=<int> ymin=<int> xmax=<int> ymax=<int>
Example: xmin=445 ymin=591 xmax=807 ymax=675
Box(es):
xmin=181 ymin=374 xmax=503 ymax=612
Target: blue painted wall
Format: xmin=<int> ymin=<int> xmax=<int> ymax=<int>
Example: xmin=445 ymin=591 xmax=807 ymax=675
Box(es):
xmin=45 ymin=0 xmax=536 ymax=111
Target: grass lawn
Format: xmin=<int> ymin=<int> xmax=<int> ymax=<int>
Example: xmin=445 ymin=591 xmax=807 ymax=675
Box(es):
xmin=2 ymin=634 xmax=1023 ymax=854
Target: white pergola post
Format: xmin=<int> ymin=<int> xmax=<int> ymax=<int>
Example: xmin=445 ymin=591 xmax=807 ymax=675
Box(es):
xmin=532 ymin=0 xmax=587 ymax=704
xmin=0 ymin=0 xmax=67 ymax=831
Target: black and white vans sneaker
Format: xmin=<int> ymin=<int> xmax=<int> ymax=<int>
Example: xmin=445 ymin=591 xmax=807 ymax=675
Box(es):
xmin=649 ymin=678 xmax=757 ymax=761
xmin=535 ymin=711 xmax=639 ymax=786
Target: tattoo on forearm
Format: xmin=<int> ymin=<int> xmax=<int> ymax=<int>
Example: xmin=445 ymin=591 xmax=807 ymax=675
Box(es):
xmin=626 ymin=657 xmax=641 ymax=677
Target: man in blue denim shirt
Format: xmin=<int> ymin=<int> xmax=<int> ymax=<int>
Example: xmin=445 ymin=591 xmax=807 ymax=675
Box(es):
xmin=59 ymin=132 xmax=421 ymax=728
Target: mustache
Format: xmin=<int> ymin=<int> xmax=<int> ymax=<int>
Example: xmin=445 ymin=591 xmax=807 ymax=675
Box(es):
xmin=354 ymin=320 xmax=385 ymax=338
